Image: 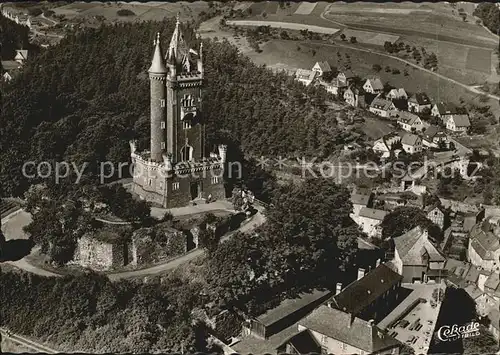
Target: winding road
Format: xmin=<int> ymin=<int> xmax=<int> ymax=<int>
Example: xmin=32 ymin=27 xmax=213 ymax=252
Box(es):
xmin=0 ymin=328 xmax=58 ymax=354
xmin=1 ymin=206 xmax=266 ymax=281
xmin=318 ymin=5 xmax=499 ymax=102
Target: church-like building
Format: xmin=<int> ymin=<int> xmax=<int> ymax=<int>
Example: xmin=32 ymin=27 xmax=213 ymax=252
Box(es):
xmin=130 ymin=17 xmax=226 ymax=208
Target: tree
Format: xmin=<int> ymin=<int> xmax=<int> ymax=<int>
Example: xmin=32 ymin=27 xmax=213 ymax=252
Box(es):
xmin=385 ymin=65 xmax=391 ymax=72
xmin=391 ymin=68 xmax=400 ymax=74
xmin=340 ymin=33 xmax=346 ymax=41
xmin=280 ymin=30 xmax=289 ymax=39
xmin=380 ymin=206 xmax=443 ymax=242
xmin=372 ymin=64 xmax=382 ymax=72
xmin=463 ymin=325 xmax=499 ymax=354
xmin=198 ymin=227 xmax=221 ymax=255
xmin=350 ymin=36 xmax=357 ymax=43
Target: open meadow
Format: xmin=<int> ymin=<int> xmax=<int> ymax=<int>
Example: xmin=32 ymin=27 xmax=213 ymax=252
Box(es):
xmin=246 ymin=39 xmax=500 ymax=113
xmin=50 ymin=1 xmax=210 ymax=23
xmin=323 ymin=2 xmax=498 ymax=48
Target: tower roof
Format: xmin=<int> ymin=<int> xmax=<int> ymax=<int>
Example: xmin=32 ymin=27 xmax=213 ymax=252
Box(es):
xmin=166 ymin=13 xmax=189 ymax=66
xmin=148 ymin=32 xmax=167 ymax=74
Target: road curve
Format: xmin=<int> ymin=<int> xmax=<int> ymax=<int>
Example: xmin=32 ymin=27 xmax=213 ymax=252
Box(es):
xmin=0 ymin=328 xmax=58 ymax=354
xmin=1 ymin=208 xmax=265 ymax=281
xmin=108 ymin=210 xmax=265 ymax=281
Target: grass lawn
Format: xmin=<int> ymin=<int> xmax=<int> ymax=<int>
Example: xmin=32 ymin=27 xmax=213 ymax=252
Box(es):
xmin=396 ymin=36 xmax=492 ymax=85
xmin=358 ymin=117 xmax=395 ymax=140
xmin=323 ymin=3 xmax=497 ymax=48
xmin=249 ymin=39 xmax=496 ymax=108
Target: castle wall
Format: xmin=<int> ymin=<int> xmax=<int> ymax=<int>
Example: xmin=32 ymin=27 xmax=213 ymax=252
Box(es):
xmin=75 ymin=236 xmax=128 ymax=271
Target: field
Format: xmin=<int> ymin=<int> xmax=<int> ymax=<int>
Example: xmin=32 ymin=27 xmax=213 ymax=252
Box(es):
xmin=358 ymin=117 xmax=395 ymax=140
xmin=294 ymin=2 xmax=317 ymax=15
xmin=323 ymin=3 xmax=498 ymax=48
xmin=246 ymin=39 xmax=500 ymax=114
xmin=51 ymin=1 xmax=210 ymax=23
xmin=395 ymin=36 xmax=493 ymax=85
xmin=227 ymin=20 xmax=340 ymax=35
xmin=341 ymin=29 xmax=399 ymax=46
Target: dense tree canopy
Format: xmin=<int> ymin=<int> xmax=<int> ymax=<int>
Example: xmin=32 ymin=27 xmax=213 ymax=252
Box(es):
xmin=0 ymin=271 xmax=208 ymax=353
xmin=1 ymin=18 xmax=338 ymax=199
xmin=0 ymin=14 xmax=33 ymax=59
xmin=473 ymin=3 xmax=500 ymax=34
xmin=380 ymin=206 xmax=443 ymax=242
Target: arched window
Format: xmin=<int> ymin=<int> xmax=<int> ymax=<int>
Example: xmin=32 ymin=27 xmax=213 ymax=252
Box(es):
xmin=180 ymin=145 xmax=193 ymax=162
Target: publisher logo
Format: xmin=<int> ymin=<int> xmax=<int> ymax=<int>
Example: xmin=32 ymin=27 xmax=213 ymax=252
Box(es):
xmin=437 ymin=322 xmax=480 ymax=342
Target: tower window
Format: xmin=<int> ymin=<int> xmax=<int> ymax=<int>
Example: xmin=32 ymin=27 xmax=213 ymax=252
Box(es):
xmin=161 ymin=121 xmax=165 ymax=129
xmin=211 ymin=176 xmax=220 ymax=184
xmin=148 ymin=179 xmax=152 ymax=186
xmin=172 ymin=182 xmax=180 ymax=191
xmin=180 ymin=145 xmax=193 ymax=162
xmin=161 ymin=142 xmax=165 ymax=149
xmin=183 ymin=120 xmax=191 ymax=129
xmin=159 ymin=99 xmax=165 ymax=107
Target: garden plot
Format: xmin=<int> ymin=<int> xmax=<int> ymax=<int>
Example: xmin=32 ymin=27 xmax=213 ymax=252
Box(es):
xmin=294 ymin=2 xmax=318 ymax=15
xmin=341 ymin=29 xmax=400 ymax=46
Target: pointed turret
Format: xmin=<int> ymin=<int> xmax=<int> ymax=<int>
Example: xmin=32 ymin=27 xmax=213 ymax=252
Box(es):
xmin=148 ymin=32 xmax=167 ymax=74
xmin=166 ymin=13 xmax=188 ymax=65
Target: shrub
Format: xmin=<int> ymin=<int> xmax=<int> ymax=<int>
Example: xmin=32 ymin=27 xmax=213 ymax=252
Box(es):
xmin=372 ymin=64 xmax=382 ymax=72
xmin=116 ymin=9 xmax=135 ymax=17
xmin=350 ymin=36 xmax=357 ymax=43
xmin=391 ymin=68 xmax=400 ymax=75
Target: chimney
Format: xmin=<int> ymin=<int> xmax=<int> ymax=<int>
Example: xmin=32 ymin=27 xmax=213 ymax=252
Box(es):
xmin=357 ymin=268 xmax=365 ymax=280
xmin=421 ymin=227 xmax=428 ymax=241
xmin=368 ymin=319 xmax=375 ymax=326
xmin=336 ymin=282 xmax=342 ymax=295
xmin=376 ymin=258 xmax=381 ymax=267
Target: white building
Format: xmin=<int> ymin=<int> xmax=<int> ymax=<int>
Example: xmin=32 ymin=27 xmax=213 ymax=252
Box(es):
xmin=401 ymin=133 xmax=422 ymax=154
xmin=295 ymin=69 xmax=317 ymax=87
xmin=363 ymin=77 xmax=384 ymax=94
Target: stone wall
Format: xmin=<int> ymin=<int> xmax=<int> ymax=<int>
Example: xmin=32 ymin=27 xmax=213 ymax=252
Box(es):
xmin=74 ymin=234 xmax=130 ymax=271
xmin=131 ymin=224 xmax=188 ymax=266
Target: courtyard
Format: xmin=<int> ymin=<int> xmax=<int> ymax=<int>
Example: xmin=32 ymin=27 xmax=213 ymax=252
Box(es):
xmin=378 ymin=283 xmax=445 ymax=354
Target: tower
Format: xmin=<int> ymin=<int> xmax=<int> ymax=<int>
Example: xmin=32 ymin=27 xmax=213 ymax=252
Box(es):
xmin=149 ymin=32 xmax=167 ymax=162
xmin=165 ymin=14 xmax=204 ymax=163
xmin=130 ymin=16 xmax=226 ymax=208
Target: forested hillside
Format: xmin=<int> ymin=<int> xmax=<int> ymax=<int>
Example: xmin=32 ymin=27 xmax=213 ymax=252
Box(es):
xmin=473 ymin=3 xmax=500 ymax=34
xmin=0 ymin=14 xmax=32 ymax=60
xmin=0 ymin=18 xmax=337 ymax=198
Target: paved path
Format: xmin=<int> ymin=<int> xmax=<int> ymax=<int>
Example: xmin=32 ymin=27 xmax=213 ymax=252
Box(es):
xmin=108 ymin=210 xmax=265 ymax=281
xmin=0 ymin=328 xmax=58 ymax=354
xmin=1 ymin=206 xmax=265 ymax=281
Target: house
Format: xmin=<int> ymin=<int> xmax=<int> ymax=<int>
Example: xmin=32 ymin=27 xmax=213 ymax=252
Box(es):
xmin=14 ymin=49 xmax=28 ymax=65
xmin=295 ymin=69 xmax=317 ymax=86
xmin=344 ymin=86 xmax=365 ymax=108
xmin=1 ymin=60 xmax=21 ymax=82
xmin=396 ymin=111 xmax=424 ymax=132
xmin=288 ymin=305 xmax=402 ymax=355
xmin=312 ymin=61 xmax=332 ymax=77
xmin=422 ymin=125 xmax=447 ymax=148
xmin=387 ymin=88 xmax=408 ymax=100
xmin=488 ymin=309 xmax=500 ymax=341
xmin=407 ymin=92 xmax=432 ymax=113
xmin=468 ymin=217 xmax=500 ymax=272
xmin=330 ymin=264 xmax=403 ymax=323
xmin=431 ymin=102 xmax=461 ymax=119
xmin=372 ymin=132 xmax=401 ymax=158
xmin=392 ymin=226 xmax=446 ymax=283
xmin=321 ymin=78 xmax=347 ymax=96
xmin=353 ymin=207 xmax=388 ymax=237
xmin=445 ymin=114 xmax=471 ymax=133
xmin=337 ymin=70 xmax=355 ymax=86
xmin=350 ymin=190 xmax=373 ymax=216
xmin=401 ymin=133 xmax=422 ymax=154
xmin=242 ymin=289 xmax=334 ymax=339
xmin=369 ymin=96 xmax=396 ymax=118
xmin=426 ymin=205 xmax=447 ymax=231
xmin=363 ymin=77 xmax=384 ymax=94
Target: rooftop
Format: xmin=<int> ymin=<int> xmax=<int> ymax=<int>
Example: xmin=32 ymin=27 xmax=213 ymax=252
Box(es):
xmin=332 ymin=264 xmax=402 ymax=315
xmin=255 ymin=289 xmax=333 ymax=327
xmin=409 ymin=92 xmax=431 ymax=105
xmin=351 ymin=193 xmax=371 ymax=206
xmin=299 ymin=305 xmax=401 ymax=353
xmin=365 ymin=77 xmax=384 ymax=91
xmin=448 ymin=114 xmax=471 ymax=127
xmin=401 ymin=133 xmax=420 ymax=146
xmin=394 ymin=226 xmax=445 ymax=265
xmin=359 ymin=207 xmax=388 ymax=221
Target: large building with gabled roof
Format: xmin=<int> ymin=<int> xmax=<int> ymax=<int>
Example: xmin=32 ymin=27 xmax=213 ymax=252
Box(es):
xmin=392 ymin=226 xmax=446 ymax=283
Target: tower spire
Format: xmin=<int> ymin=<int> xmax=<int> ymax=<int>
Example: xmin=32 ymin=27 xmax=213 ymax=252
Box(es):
xmin=149 ymin=32 xmax=167 ymax=74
